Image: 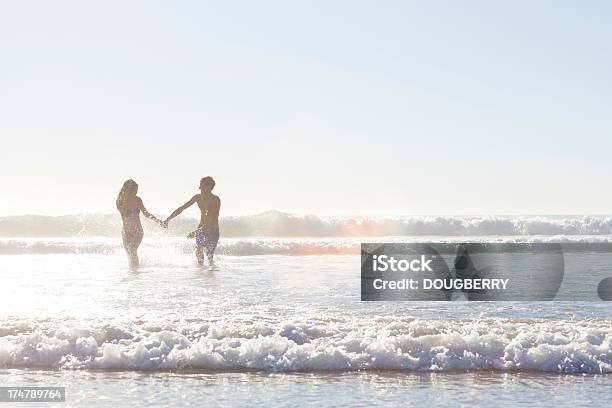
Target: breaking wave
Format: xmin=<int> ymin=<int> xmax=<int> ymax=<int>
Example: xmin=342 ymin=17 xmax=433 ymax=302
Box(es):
xmin=0 ymin=238 xmax=358 ymax=256
xmin=1 ymin=317 xmax=611 ymax=373
xmin=3 ymin=236 xmax=612 ymax=256
xmin=2 ymin=212 xmax=612 ymax=237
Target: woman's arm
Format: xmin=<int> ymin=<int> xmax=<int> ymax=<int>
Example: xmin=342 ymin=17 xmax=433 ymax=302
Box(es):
xmin=138 ymin=197 xmax=164 ymax=225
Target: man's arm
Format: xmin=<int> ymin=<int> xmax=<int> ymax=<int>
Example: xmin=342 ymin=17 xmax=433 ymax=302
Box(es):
xmin=164 ymin=195 xmax=198 ymax=225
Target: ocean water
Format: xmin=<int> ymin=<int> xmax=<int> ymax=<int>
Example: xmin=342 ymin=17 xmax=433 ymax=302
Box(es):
xmin=1 ymin=215 xmax=612 ymax=407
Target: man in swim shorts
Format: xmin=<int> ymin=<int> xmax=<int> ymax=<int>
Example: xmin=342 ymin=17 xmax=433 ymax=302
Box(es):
xmin=164 ymin=176 xmax=221 ymax=267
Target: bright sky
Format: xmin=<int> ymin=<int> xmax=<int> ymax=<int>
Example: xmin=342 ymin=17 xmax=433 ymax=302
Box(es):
xmin=1 ymin=0 xmax=611 ymax=216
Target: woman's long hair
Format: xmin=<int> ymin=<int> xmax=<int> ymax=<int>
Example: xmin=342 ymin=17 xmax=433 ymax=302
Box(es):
xmin=116 ymin=179 xmax=138 ymax=211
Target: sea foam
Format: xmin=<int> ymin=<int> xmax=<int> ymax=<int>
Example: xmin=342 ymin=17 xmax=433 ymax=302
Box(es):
xmin=3 ymin=236 xmax=612 ymax=256
xmin=1 ymin=317 xmax=610 ymax=373
xmin=3 ymin=212 xmax=612 ymax=237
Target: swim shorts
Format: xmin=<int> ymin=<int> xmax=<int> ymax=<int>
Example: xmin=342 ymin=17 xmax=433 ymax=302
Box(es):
xmin=195 ymin=228 xmax=220 ymax=253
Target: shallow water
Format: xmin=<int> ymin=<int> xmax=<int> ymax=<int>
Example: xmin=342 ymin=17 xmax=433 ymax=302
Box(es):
xmin=1 ymin=369 xmax=611 ymax=408
xmin=1 ymin=236 xmax=611 ymax=406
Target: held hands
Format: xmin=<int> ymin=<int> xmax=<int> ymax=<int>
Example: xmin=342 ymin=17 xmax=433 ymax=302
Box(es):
xmin=156 ymin=216 xmax=195 ymax=236
xmin=157 ymin=216 xmax=198 ymax=238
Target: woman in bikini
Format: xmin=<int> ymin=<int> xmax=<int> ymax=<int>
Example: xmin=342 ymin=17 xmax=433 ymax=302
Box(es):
xmin=116 ymin=179 xmax=164 ymax=268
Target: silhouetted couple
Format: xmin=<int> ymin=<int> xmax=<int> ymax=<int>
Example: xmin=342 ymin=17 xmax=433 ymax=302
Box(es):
xmin=116 ymin=177 xmax=221 ymax=269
